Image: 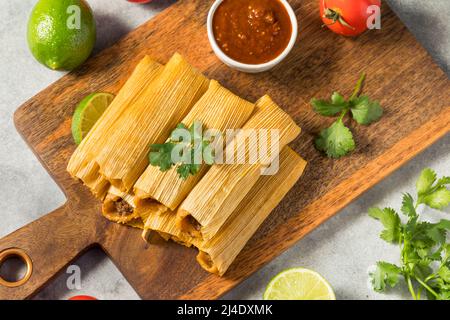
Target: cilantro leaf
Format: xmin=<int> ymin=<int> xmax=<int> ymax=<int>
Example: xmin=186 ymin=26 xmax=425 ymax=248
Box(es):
xmin=416 ymin=168 xmax=437 ymax=196
xmin=415 ymin=168 xmax=450 ymax=210
xmin=176 ymin=164 xmax=191 ymax=180
xmin=177 ymin=163 xmax=201 ymax=180
xmin=428 ymin=246 xmax=444 ymax=261
xmin=350 ymin=96 xmax=383 ymax=125
xmin=425 ymin=224 xmax=447 ymax=245
xmin=437 ymin=177 xmax=450 ymax=187
xmin=315 ymin=119 xmax=355 ymax=158
xmin=370 ymin=261 xmax=402 ymax=292
xmin=416 ymin=220 xmax=450 ymax=250
xmin=149 ymin=143 xmax=175 ymax=172
xmin=422 ymin=187 xmax=450 ymax=210
xmin=436 ymin=219 xmax=450 ymax=231
xmin=368 ymin=207 xmax=401 ymax=243
xmin=438 ymin=266 xmax=450 ymax=283
xmin=311 ymin=92 xmax=348 ymax=116
xmin=149 ymin=121 xmax=214 ymax=179
xmin=412 ymin=233 xmax=444 ymax=268
xmin=401 ymin=193 xmax=416 ymax=218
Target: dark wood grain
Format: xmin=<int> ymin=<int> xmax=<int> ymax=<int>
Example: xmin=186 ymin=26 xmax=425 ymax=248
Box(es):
xmin=0 ymin=0 xmax=448 ymax=299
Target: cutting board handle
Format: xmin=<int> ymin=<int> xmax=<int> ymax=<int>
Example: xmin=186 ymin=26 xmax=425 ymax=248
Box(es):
xmin=0 ymin=205 xmax=97 ymax=299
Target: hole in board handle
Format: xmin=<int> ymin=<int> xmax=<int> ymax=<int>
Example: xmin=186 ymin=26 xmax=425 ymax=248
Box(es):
xmin=0 ymin=248 xmax=33 ymax=288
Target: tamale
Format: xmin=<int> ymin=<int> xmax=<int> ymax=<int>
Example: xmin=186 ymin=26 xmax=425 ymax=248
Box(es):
xmin=67 ymin=56 xmax=163 ymax=199
xmin=176 ymin=95 xmax=301 ymax=241
xmin=196 ymin=147 xmax=307 ymax=276
xmin=133 ymin=80 xmax=255 ymax=212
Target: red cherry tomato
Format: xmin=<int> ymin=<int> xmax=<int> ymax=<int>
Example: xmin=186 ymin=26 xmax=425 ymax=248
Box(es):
xmin=69 ymin=295 xmax=97 ymax=300
xmin=320 ymin=0 xmax=381 ymax=36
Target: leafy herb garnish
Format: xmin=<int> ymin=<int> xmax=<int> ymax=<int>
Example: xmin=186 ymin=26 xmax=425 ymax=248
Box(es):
xmin=312 ymin=73 xmax=383 ymax=158
xmin=149 ymin=121 xmax=214 ymax=180
xmin=369 ymin=168 xmax=450 ymax=300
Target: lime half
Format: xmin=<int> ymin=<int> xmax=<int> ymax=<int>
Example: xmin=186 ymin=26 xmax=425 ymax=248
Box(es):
xmin=263 ymin=268 xmax=336 ymax=300
xmin=71 ymin=92 xmax=114 ymax=145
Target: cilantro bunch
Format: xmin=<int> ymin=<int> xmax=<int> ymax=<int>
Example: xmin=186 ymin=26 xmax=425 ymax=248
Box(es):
xmin=149 ymin=121 xmax=214 ymax=180
xmin=312 ymin=73 xmax=383 ymax=158
xmin=369 ymin=168 xmax=450 ymax=300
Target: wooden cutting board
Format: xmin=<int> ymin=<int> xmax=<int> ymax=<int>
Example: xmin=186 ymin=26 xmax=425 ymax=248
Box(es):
xmin=0 ymin=0 xmax=448 ymax=299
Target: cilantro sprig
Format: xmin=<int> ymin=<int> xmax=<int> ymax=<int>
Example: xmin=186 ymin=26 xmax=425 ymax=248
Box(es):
xmin=369 ymin=168 xmax=450 ymax=300
xmin=312 ymin=73 xmax=383 ymax=158
xmin=149 ymin=121 xmax=214 ymax=180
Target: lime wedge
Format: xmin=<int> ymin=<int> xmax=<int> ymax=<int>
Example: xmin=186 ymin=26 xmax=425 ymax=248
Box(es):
xmin=263 ymin=267 xmax=336 ymax=300
xmin=71 ymin=92 xmax=115 ymax=145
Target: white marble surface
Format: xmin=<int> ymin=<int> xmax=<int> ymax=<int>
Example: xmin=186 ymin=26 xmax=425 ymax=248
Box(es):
xmin=0 ymin=0 xmax=448 ymax=300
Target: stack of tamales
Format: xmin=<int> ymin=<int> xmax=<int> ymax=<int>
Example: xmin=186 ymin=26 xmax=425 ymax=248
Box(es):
xmin=67 ymin=53 xmax=307 ymax=276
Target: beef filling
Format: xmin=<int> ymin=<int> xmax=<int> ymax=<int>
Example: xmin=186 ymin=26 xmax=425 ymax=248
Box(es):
xmin=114 ymin=199 xmax=134 ymax=216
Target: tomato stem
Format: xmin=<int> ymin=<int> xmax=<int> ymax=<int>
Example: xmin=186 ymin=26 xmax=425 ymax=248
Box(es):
xmin=323 ymin=8 xmax=356 ymax=30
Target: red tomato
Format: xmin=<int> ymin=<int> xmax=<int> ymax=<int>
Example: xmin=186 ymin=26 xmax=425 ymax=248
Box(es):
xmin=69 ymin=295 xmax=97 ymax=300
xmin=320 ymin=0 xmax=381 ymax=36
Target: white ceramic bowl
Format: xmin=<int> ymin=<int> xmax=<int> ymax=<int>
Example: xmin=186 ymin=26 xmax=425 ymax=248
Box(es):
xmin=207 ymin=0 xmax=298 ymax=73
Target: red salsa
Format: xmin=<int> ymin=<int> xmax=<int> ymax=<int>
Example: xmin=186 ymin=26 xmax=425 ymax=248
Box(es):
xmin=213 ymin=0 xmax=293 ymax=64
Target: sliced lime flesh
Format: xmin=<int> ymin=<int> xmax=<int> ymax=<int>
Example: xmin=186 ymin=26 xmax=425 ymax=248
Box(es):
xmin=263 ymin=267 xmax=336 ymax=300
xmin=71 ymin=92 xmax=114 ymax=145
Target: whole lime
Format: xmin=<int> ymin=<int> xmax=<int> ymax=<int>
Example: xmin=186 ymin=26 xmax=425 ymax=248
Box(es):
xmin=27 ymin=0 xmax=96 ymax=71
